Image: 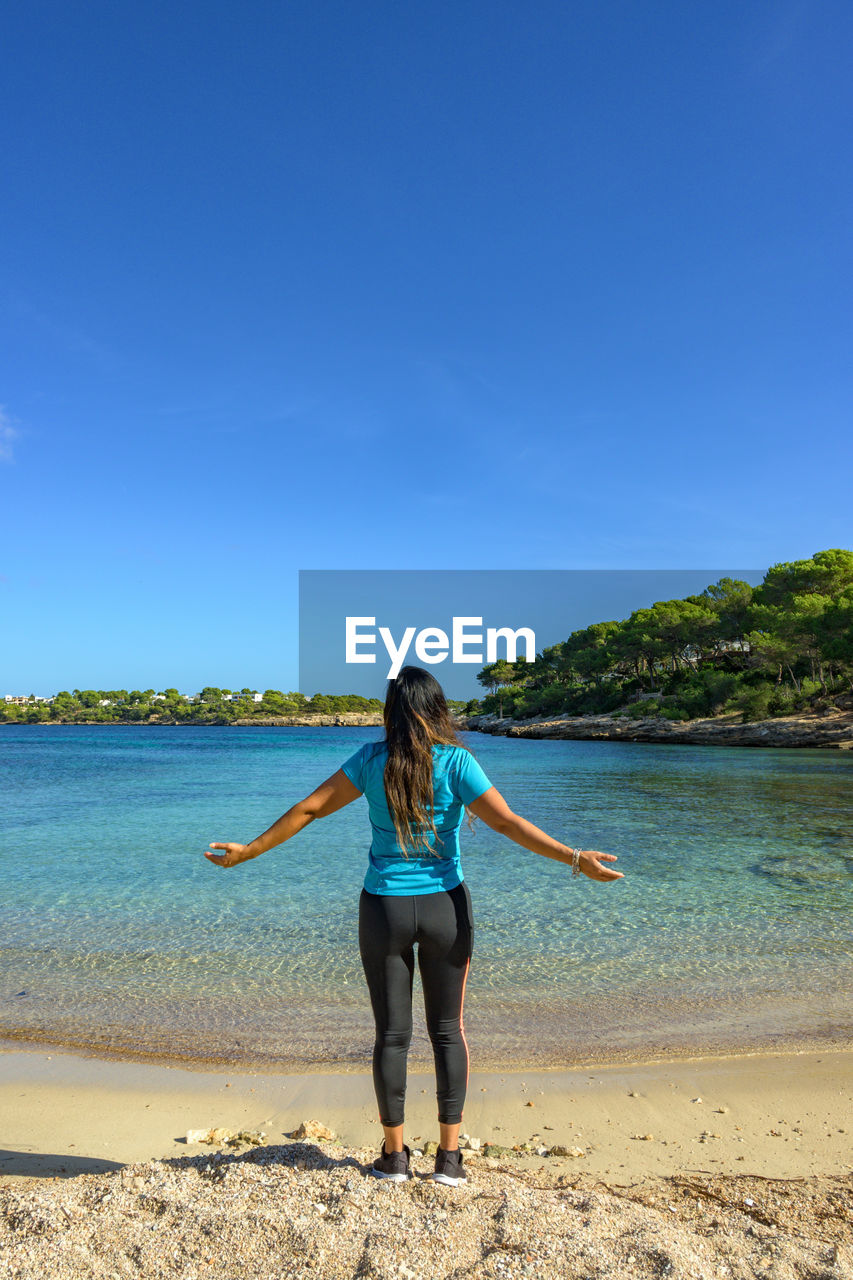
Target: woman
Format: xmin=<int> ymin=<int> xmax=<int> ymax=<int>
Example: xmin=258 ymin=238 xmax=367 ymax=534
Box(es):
xmin=204 ymin=665 xmax=623 ymax=1186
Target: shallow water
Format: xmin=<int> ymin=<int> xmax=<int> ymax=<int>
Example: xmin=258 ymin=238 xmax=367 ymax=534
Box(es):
xmin=1 ymin=725 xmax=851 ymax=1068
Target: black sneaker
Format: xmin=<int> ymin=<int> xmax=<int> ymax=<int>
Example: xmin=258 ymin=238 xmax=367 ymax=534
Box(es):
xmin=432 ymin=1146 xmax=467 ymax=1186
xmin=369 ymin=1142 xmax=411 ymax=1182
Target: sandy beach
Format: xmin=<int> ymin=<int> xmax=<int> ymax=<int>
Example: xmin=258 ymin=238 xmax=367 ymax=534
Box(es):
xmin=2 ymin=1041 xmax=851 ymax=1277
xmin=2 ymin=1041 xmax=853 ymax=1183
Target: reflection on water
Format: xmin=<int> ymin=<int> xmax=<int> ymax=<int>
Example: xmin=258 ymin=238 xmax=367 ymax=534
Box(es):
xmin=1 ymin=725 xmax=852 ymax=1066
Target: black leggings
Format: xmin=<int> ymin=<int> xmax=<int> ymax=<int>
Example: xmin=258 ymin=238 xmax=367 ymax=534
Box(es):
xmin=358 ymin=882 xmax=473 ymax=1127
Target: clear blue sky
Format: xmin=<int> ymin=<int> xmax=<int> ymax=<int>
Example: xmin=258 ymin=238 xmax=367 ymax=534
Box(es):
xmin=2 ymin=1 xmax=851 ymax=693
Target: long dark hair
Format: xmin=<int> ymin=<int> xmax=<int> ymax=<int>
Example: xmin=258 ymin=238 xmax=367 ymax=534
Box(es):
xmin=383 ymin=665 xmax=479 ymax=855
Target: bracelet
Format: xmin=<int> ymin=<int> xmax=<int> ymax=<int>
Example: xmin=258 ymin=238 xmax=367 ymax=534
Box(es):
xmin=571 ymin=847 xmax=581 ymax=877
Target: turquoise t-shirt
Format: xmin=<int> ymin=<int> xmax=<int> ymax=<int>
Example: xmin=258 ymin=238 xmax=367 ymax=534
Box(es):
xmin=340 ymin=739 xmax=494 ymax=896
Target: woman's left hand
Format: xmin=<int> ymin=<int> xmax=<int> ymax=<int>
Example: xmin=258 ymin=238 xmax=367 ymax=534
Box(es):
xmin=204 ymin=842 xmax=252 ymax=868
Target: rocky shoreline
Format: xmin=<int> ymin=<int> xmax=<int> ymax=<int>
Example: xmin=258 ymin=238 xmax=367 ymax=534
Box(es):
xmin=230 ymin=712 xmax=385 ymax=727
xmin=7 ymin=707 xmax=853 ymax=747
xmin=462 ymin=706 xmax=853 ymax=749
xmin=224 ymin=712 xmax=384 ymax=727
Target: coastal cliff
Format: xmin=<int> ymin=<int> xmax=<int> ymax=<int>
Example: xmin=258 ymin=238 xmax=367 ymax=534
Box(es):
xmin=461 ymin=705 xmax=853 ymax=748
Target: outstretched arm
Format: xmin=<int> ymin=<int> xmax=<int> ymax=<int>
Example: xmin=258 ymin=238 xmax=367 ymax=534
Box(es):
xmin=467 ymin=786 xmax=624 ymax=882
xmin=204 ymin=768 xmax=363 ymax=868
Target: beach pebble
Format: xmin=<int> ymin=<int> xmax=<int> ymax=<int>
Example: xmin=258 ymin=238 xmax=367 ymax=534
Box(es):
xmin=225 ymin=1129 xmax=264 ymax=1147
xmin=185 ymin=1127 xmax=234 ymax=1144
xmin=3 ymin=1142 xmax=837 ymax=1280
xmin=525 ymin=1100 xmax=535 ymax=1107
xmin=715 ymin=1106 xmax=729 ymax=1113
xmin=288 ymin=1120 xmax=336 ymax=1142
xmin=631 ymin=1134 xmax=655 ymax=1142
xmin=549 ymin=1145 xmax=586 ymax=1158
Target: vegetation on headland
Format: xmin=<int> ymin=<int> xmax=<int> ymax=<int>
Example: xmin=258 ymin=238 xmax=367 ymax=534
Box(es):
xmin=469 ymin=548 xmax=853 ymax=725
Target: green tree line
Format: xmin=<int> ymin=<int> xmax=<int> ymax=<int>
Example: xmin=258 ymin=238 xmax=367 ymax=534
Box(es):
xmin=0 ymin=687 xmax=387 ymax=725
xmin=467 ymin=548 xmax=853 ymax=724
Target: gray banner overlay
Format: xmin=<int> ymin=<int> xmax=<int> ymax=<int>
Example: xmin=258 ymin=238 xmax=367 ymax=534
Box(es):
xmin=298 ymin=569 xmax=765 ymax=700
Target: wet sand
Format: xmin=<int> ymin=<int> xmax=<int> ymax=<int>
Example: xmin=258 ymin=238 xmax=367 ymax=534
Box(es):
xmin=2 ymin=1041 xmax=851 ymax=1183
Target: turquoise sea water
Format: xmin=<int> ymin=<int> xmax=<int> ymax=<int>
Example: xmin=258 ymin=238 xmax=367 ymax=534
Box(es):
xmin=1 ymin=725 xmax=852 ymax=1069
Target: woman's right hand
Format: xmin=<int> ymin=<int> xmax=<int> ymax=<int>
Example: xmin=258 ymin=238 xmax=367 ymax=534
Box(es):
xmin=576 ymin=849 xmax=624 ymax=882
xmin=204 ymin=841 xmax=253 ymax=868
